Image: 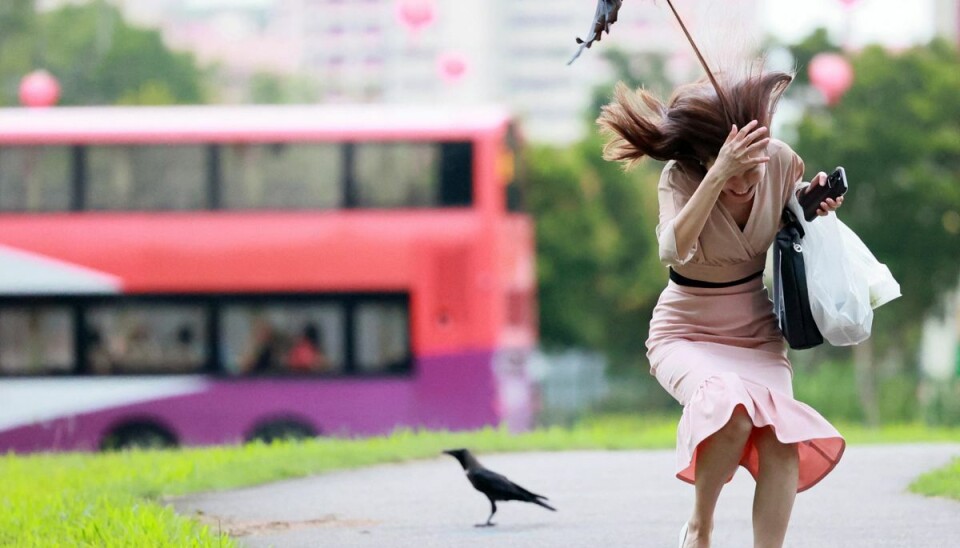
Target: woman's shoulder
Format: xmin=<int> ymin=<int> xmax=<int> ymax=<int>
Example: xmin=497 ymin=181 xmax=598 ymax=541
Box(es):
xmin=767 ymin=138 xmax=803 ymax=172
xmin=767 ymin=138 xmax=796 ymax=161
xmin=766 ymin=139 xmax=804 ymax=181
xmin=660 ymin=160 xmax=695 ymax=190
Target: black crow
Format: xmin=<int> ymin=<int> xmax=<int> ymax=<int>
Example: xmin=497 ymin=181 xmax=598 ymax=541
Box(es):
xmin=443 ymin=448 xmax=556 ymax=527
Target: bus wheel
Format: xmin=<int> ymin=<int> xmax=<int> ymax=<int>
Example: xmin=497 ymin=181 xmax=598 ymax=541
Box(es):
xmin=247 ymin=419 xmax=317 ymax=444
xmin=101 ymin=421 xmax=178 ymax=451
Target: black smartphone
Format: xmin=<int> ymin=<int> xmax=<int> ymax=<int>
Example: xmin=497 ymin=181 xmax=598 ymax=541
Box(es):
xmin=800 ymin=166 xmax=848 ymax=222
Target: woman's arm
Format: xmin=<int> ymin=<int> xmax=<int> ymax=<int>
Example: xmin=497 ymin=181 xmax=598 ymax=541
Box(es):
xmin=669 ymin=121 xmax=771 ymax=260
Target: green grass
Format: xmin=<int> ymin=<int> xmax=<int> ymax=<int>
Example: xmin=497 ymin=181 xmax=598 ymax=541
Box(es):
xmin=910 ymin=457 xmax=960 ymax=501
xmin=2 ymin=415 xmax=959 ymax=547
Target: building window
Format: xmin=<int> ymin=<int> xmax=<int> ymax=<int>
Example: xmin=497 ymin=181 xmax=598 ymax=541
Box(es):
xmin=221 ymin=143 xmax=343 ymax=210
xmin=0 ymin=307 xmax=75 ymax=375
xmin=0 ymin=146 xmax=72 ymax=212
xmin=86 ymin=145 xmax=207 ymax=210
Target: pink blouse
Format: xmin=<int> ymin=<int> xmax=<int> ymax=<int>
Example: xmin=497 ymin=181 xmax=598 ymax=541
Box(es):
xmin=656 ymin=139 xmax=806 ymax=283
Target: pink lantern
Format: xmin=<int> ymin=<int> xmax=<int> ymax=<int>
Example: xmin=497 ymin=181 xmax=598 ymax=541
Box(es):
xmin=837 ymin=0 xmax=860 ymax=8
xmin=396 ymin=0 xmax=436 ymax=36
xmin=19 ymin=70 xmax=60 ymax=108
xmin=808 ymin=53 xmax=854 ymax=105
xmin=437 ymin=52 xmax=468 ymax=84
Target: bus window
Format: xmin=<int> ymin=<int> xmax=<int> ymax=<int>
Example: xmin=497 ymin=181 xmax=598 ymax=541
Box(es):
xmin=0 ymin=307 xmax=75 ymax=375
xmin=220 ymin=303 xmax=344 ymax=375
xmin=0 ymin=146 xmax=72 ymax=212
xmin=85 ymin=304 xmax=206 ymax=374
xmin=353 ymin=142 xmax=439 ymax=208
xmin=354 ymin=301 xmax=410 ymax=374
xmin=221 ymin=143 xmax=343 ymax=210
xmin=85 ymin=145 xmax=207 ymax=210
xmin=439 ymin=142 xmax=473 ymax=207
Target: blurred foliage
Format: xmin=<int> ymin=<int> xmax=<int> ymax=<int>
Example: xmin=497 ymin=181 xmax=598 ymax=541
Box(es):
xmin=0 ymin=0 xmax=40 ymax=99
xmin=792 ymin=38 xmax=960 ymax=359
xmin=250 ymin=72 xmax=287 ymax=104
xmin=526 ymin=50 xmax=676 ymax=372
xmin=0 ymin=0 xmax=204 ymax=106
xmin=525 ymin=136 xmax=665 ymax=371
xmin=785 ymin=27 xmax=841 ymax=87
xmin=249 ymin=71 xmax=320 ymax=104
xmin=923 ymin=378 xmax=960 ymax=426
xmin=911 ymin=456 xmax=960 ymax=501
xmin=587 ymin=48 xmax=674 ymax=116
xmin=530 ymin=37 xmax=959 ymax=423
xmin=792 ymin=359 xmax=920 ymax=423
xmin=792 ymin=360 xmax=864 ymax=422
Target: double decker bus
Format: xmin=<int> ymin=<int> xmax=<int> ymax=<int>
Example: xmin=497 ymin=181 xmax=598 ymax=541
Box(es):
xmin=0 ymin=104 xmax=537 ymax=452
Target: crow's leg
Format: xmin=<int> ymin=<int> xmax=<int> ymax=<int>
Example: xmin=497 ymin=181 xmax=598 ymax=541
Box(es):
xmin=475 ymin=499 xmax=497 ymax=527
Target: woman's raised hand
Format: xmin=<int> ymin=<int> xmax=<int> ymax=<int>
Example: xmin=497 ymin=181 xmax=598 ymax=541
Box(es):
xmin=710 ymin=120 xmax=770 ymax=181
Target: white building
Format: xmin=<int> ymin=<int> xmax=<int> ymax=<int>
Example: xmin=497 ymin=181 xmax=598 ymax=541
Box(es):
xmin=41 ymin=0 xmax=763 ymax=143
xmin=934 ymin=0 xmax=960 ymax=44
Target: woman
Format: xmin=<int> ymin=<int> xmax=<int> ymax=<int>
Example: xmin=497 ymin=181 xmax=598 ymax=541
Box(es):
xmin=286 ymin=323 xmax=329 ymax=372
xmin=598 ymin=72 xmax=846 ymax=548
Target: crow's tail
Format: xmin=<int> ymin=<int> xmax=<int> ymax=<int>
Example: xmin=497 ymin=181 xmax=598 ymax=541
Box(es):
xmin=532 ymin=497 xmax=556 ymax=512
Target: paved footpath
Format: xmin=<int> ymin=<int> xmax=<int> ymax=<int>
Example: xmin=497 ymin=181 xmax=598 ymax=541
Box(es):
xmin=174 ymin=444 xmax=960 ymax=547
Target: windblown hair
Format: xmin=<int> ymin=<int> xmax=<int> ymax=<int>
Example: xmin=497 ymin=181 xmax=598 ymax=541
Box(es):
xmin=597 ymin=72 xmax=793 ymax=177
xmin=596 ymin=0 xmax=792 ymax=177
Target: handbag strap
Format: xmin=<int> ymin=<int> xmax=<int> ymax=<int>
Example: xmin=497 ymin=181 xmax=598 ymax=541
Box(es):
xmin=773 ymin=207 xmax=803 ymax=328
xmin=781 ymin=207 xmax=805 ymax=238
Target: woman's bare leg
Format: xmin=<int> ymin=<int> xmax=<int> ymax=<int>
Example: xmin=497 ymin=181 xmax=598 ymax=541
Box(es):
xmin=684 ymin=406 xmax=754 ymax=548
xmin=752 ymin=427 xmax=799 ymax=548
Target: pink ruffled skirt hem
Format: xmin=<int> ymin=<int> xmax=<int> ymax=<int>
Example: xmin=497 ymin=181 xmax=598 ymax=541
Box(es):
xmin=647 ymin=278 xmax=845 ymax=492
xmin=676 ymin=371 xmax=845 ymax=492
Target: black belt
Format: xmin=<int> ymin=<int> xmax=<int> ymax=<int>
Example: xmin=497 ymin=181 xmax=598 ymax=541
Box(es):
xmin=669 ymin=268 xmax=764 ymax=288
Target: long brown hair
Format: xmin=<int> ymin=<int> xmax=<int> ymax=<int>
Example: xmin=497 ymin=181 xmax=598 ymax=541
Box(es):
xmin=597 ymin=0 xmax=793 ymax=177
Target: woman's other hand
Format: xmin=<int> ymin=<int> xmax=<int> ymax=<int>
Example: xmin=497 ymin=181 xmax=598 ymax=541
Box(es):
xmin=710 ymin=120 xmax=770 ymax=182
xmin=804 ymin=171 xmax=845 ymax=216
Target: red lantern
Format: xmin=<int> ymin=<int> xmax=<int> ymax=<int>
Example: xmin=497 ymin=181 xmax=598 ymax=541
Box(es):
xmin=19 ymin=70 xmax=60 ymax=108
xmin=396 ymin=0 xmax=436 ymax=36
xmin=437 ymin=52 xmax=468 ymax=84
xmin=808 ymin=53 xmax=853 ymax=105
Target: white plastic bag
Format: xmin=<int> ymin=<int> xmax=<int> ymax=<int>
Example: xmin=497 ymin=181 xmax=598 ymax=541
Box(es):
xmin=785 ymin=196 xmax=901 ymax=346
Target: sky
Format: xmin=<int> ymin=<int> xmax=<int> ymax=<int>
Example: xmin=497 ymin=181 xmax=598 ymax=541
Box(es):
xmin=762 ymin=0 xmax=937 ymax=48
xmin=182 ymin=0 xmax=934 ymax=47
xmin=185 ymin=0 xmax=942 ymax=49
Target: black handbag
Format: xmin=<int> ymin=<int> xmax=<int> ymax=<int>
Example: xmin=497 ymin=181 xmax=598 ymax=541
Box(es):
xmin=773 ymin=208 xmax=824 ymax=350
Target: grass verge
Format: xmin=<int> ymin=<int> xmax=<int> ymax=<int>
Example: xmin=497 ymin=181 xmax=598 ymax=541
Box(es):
xmin=909 ymin=457 xmax=960 ymax=501
xmin=2 ymin=416 xmax=959 ymax=546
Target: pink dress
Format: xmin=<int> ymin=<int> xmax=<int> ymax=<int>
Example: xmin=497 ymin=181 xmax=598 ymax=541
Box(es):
xmin=646 ymin=140 xmax=845 ymax=492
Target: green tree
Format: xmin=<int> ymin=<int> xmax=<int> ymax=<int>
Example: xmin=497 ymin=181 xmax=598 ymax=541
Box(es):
xmin=528 ymin=49 xmax=674 ymax=372
xmin=0 ymin=1 xmax=205 ymax=106
xmin=250 ymin=72 xmax=287 ymax=104
xmin=792 ymin=38 xmax=960 ymax=424
xmin=41 ymin=2 xmax=204 ymax=105
xmin=587 ymin=49 xmax=673 ymax=116
xmin=526 ymin=138 xmax=664 ymax=371
xmin=0 ymin=0 xmax=39 ymax=100
xmin=247 ymin=72 xmax=320 ymax=104
xmin=785 ymin=27 xmax=841 ymax=87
